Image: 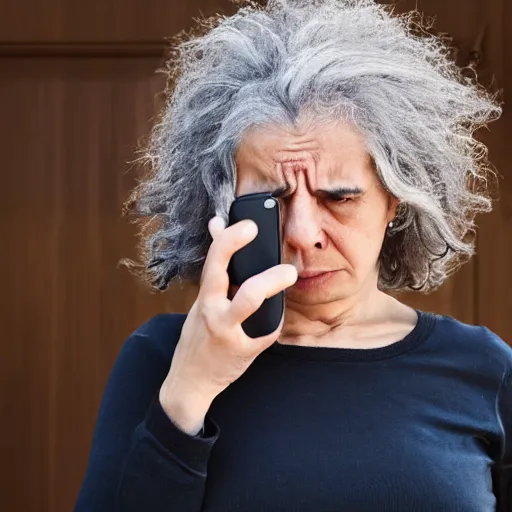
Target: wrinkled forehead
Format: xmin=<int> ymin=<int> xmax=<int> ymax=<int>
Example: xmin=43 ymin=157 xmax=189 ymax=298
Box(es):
xmin=234 ymin=122 xmax=374 ymax=194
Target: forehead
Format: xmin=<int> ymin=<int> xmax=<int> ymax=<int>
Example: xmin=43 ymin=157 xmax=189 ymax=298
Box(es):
xmin=234 ymin=121 xmax=372 ymax=186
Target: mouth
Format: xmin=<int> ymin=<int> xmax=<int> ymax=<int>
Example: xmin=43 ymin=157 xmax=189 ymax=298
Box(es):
xmin=298 ymin=270 xmax=332 ymax=279
xmin=294 ymin=270 xmax=339 ymax=291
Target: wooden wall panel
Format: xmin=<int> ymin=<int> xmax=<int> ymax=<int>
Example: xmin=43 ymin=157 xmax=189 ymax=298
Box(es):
xmin=476 ymin=0 xmax=512 ymax=341
xmin=0 ymin=0 xmax=236 ymax=43
xmin=0 ymin=56 xmax=198 ymax=512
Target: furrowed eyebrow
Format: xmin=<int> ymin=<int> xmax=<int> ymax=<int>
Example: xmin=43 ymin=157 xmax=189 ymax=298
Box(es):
xmin=316 ymin=186 xmax=364 ymax=200
xmin=270 ymin=184 xmax=363 ymax=200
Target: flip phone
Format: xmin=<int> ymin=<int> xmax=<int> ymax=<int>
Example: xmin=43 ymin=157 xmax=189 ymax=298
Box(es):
xmin=227 ymin=192 xmax=283 ymax=338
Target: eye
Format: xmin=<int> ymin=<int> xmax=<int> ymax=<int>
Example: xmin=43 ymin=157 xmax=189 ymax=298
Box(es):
xmin=329 ymin=196 xmax=353 ymax=204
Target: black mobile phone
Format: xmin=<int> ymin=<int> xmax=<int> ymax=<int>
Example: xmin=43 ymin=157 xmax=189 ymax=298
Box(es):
xmin=227 ymin=192 xmax=283 ymax=338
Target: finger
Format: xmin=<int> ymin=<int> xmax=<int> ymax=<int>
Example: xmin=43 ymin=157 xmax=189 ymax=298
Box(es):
xmin=227 ymin=264 xmax=297 ymax=327
xmin=208 ymin=216 xmax=226 ymax=240
xmin=199 ymin=219 xmax=259 ymax=300
xmin=200 ymin=216 xmax=226 ymax=288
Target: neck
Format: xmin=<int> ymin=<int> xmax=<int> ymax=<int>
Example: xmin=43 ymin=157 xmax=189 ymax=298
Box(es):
xmin=280 ymin=276 xmax=391 ymax=342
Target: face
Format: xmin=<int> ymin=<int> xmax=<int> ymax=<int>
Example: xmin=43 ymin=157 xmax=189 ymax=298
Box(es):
xmin=234 ymin=121 xmax=398 ymax=308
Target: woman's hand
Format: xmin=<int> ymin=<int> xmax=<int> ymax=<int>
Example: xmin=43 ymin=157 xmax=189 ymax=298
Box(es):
xmin=159 ymin=216 xmax=298 ymax=434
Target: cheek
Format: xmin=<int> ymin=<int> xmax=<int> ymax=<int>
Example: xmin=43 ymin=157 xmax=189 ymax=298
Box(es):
xmin=328 ymin=214 xmax=386 ymax=267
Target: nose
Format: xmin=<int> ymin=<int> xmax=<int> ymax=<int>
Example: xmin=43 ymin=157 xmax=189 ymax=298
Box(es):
xmin=281 ymin=174 xmax=326 ymax=252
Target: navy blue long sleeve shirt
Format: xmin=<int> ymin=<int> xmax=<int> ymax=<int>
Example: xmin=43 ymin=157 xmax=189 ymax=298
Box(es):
xmin=74 ymin=310 xmax=512 ymax=511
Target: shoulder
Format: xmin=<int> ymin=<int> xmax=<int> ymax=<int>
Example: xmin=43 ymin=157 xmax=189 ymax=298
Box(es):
xmin=119 ymin=313 xmax=188 ymax=368
xmin=427 ymin=311 xmax=512 ymax=374
xmin=132 ymin=313 xmax=188 ymax=347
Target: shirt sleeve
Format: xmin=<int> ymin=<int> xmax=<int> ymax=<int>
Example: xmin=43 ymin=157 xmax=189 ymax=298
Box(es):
xmin=117 ymin=395 xmax=220 ymax=511
xmin=494 ymin=367 xmax=512 ymax=512
xmin=73 ymin=322 xmax=220 ymax=512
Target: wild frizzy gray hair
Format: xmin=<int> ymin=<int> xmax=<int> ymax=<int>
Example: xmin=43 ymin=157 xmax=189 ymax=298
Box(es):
xmin=124 ymin=0 xmax=502 ymax=293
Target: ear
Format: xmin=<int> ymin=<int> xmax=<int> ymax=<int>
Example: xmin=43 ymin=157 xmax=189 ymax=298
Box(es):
xmin=386 ymin=196 xmax=400 ymax=223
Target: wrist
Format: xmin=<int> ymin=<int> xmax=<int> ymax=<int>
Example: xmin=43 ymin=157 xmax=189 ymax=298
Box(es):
xmin=159 ymin=380 xmax=215 ymax=436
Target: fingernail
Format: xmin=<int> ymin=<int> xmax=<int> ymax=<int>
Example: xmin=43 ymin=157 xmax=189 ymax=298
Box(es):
xmin=287 ymin=265 xmax=298 ymax=280
xmin=212 ymin=216 xmax=225 ymax=229
xmin=243 ymin=220 xmax=257 ymax=235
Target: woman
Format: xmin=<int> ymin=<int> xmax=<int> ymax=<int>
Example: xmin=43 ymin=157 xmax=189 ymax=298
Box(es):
xmin=75 ymin=0 xmax=511 ymax=510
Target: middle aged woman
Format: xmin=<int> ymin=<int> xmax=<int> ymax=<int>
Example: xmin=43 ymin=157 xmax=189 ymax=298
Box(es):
xmin=74 ymin=1 xmax=511 ymax=511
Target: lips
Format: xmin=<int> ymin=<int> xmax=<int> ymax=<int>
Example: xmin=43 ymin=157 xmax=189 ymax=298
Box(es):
xmin=293 ymin=269 xmax=338 ymax=291
xmin=298 ymin=270 xmax=331 ymax=279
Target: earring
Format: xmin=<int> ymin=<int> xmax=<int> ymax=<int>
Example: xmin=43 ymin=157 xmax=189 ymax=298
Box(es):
xmin=388 ymin=220 xmax=394 ymax=229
